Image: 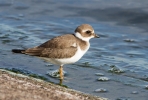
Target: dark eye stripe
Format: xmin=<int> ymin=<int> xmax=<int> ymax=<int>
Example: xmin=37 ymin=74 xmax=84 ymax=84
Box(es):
xmin=86 ymin=30 xmax=91 ymax=34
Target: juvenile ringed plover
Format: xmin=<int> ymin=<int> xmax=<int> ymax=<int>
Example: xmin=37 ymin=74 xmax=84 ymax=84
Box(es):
xmin=12 ymin=24 xmax=99 ymax=81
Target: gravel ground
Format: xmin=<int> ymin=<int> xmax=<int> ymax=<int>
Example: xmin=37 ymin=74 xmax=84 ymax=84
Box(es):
xmin=0 ymin=69 xmax=107 ymax=100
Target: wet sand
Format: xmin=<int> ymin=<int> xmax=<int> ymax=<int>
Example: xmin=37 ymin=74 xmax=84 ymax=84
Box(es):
xmin=0 ymin=69 xmax=107 ymax=100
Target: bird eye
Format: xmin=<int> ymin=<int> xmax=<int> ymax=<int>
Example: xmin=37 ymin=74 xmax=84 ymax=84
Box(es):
xmin=86 ymin=30 xmax=91 ymax=34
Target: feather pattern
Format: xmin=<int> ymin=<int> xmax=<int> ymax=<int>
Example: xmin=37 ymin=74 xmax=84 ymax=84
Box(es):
xmin=23 ymin=34 xmax=88 ymax=59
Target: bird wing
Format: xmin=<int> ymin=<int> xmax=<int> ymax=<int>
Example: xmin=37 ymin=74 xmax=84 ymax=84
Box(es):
xmin=38 ymin=34 xmax=77 ymax=48
xmin=23 ymin=34 xmax=78 ymax=58
xmin=40 ymin=47 xmax=77 ymax=58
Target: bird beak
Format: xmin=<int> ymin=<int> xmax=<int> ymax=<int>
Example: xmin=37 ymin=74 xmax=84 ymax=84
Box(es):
xmin=94 ymin=34 xmax=100 ymax=38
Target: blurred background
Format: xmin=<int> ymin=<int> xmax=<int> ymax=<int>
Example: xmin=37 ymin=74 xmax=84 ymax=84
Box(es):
xmin=0 ymin=0 xmax=148 ymax=100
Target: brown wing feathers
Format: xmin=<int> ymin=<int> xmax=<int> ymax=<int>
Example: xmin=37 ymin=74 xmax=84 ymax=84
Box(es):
xmin=40 ymin=47 xmax=77 ymax=58
xmin=12 ymin=34 xmax=78 ymax=58
xmin=38 ymin=34 xmax=76 ymax=48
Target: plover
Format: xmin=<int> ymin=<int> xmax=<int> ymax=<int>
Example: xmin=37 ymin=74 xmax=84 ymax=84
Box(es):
xmin=12 ymin=24 xmax=99 ymax=81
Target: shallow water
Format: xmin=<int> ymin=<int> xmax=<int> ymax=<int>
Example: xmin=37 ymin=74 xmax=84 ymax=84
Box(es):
xmin=0 ymin=0 xmax=148 ymax=100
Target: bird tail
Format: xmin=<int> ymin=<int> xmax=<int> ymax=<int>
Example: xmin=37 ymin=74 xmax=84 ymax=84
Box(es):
xmin=12 ymin=49 xmax=25 ymax=53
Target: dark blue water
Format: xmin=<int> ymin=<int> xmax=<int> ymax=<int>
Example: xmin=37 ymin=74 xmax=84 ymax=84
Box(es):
xmin=0 ymin=0 xmax=148 ymax=100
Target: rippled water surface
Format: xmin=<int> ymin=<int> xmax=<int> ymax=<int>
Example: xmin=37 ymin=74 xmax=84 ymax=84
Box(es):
xmin=0 ymin=0 xmax=148 ymax=100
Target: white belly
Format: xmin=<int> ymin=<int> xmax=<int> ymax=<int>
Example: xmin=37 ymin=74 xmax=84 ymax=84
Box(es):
xmin=42 ymin=45 xmax=89 ymax=66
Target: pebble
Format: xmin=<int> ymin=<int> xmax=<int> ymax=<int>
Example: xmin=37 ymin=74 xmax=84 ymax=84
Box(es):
xmin=145 ymin=85 xmax=148 ymax=89
xmin=108 ymin=65 xmax=124 ymax=74
xmin=98 ymin=77 xmax=110 ymax=81
xmin=94 ymin=88 xmax=107 ymax=93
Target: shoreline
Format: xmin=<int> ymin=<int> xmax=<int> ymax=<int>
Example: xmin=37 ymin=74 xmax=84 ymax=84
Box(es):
xmin=0 ymin=69 xmax=107 ymax=100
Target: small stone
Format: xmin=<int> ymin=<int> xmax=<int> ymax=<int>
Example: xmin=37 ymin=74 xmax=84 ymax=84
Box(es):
xmin=98 ymin=77 xmax=110 ymax=81
xmin=95 ymin=73 xmax=104 ymax=76
xmin=94 ymin=88 xmax=107 ymax=93
xmin=145 ymin=85 xmax=148 ymax=89
xmin=108 ymin=65 xmax=124 ymax=74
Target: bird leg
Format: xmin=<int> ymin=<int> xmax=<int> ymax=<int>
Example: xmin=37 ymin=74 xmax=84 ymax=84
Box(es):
xmin=59 ymin=65 xmax=64 ymax=80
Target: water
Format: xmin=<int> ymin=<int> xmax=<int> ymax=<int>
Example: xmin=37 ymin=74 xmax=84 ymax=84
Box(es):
xmin=0 ymin=0 xmax=148 ymax=100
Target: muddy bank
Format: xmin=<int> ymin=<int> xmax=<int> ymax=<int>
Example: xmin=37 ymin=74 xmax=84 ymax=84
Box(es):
xmin=0 ymin=69 xmax=107 ymax=100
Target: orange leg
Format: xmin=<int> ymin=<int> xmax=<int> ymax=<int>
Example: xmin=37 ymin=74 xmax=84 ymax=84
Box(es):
xmin=59 ymin=65 xmax=64 ymax=80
